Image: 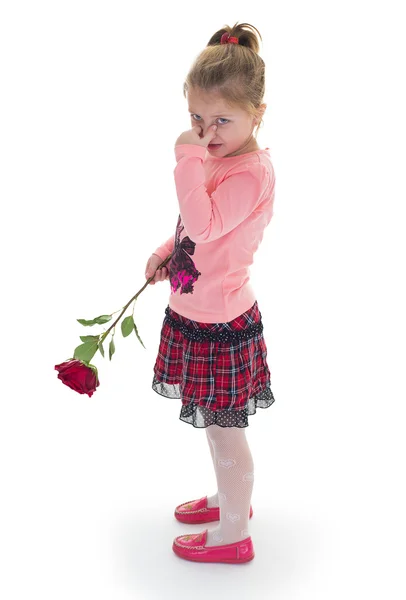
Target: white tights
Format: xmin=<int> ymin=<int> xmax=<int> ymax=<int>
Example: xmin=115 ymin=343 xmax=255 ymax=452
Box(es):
xmin=204 ymin=424 xmax=254 ymax=546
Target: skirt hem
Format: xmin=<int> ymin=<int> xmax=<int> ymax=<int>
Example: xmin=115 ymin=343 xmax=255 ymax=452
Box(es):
xmin=152 ymin=375 xmax=275 ymax=428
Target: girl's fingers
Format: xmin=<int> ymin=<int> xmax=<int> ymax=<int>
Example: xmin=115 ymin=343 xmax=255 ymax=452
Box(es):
xmin=145 ymin=262 xmax=169 ymax=284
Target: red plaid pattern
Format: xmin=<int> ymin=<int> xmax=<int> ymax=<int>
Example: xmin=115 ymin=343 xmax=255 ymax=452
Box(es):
xmin=152 ymin=301 xmax=275 ymax=420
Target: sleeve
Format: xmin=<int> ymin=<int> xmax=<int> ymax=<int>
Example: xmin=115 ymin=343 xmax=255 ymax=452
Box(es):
xmin=152 ymin=234 xmax=175 ymax=261
xmin=173 ymin=144 xmax=269 ymax=244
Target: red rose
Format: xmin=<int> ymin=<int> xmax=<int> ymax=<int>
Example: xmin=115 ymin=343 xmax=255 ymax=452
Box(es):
xmin=55 ymin=359 xmax=100 ymax=397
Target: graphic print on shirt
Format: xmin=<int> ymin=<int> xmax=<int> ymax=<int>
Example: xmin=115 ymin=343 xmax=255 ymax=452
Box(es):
xmin=169 ymin=214 xmax=201 ymax=295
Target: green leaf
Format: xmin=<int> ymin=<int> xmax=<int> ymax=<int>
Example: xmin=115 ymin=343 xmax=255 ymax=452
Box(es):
xmin=133 ymin=322 xmax=146 ymax=349
xmin=77 ymin=314 xmax=112 ymax=326
xmin=98 ymin=340 xmax=105 ymax=358
xmin=73 ymin=340 xmax=99 ymax=363
xmin=80 ymin=335 xmax=100 ymax=343
xmin=109 ymin=337 xmax=115 ymax=361
xmin=121 ymin=315 xmax=134 ymax=338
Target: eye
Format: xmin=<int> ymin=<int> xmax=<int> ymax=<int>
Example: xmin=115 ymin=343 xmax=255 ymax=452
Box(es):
xmin=191 ymin=114 xmax=229 ymax=125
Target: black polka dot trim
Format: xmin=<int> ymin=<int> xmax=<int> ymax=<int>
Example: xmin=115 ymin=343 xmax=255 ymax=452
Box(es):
xmin=164 ymin=306 xmax=263 ymax=343
xmin=151 ymin=375 xmax=276 ymax=428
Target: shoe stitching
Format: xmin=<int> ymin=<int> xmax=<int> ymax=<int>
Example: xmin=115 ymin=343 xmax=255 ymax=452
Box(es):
xmin=174 ymin=540 xmax=205 ymax=549
xmin=175 ymin=508 xmax=210 ymax=514
xmin=176 ymin=505 xmax=251 ymax=515
xmin=175 ymin=498 xmax=215 ymax=515
xmin=174 ymin=539 xmax=247 ymax=550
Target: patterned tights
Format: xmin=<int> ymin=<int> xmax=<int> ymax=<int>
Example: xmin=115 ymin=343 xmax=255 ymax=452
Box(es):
xmin=204 ymin=423 xmax=254 ymax=546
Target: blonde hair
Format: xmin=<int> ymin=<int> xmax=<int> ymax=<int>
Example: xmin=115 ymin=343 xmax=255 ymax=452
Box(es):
xmin=183 ymin=22 xmax=266 ymax=138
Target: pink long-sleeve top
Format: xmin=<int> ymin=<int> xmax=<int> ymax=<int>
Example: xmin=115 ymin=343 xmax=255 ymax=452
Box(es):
xmin=152 ymin=143 xmax=276 ymax=323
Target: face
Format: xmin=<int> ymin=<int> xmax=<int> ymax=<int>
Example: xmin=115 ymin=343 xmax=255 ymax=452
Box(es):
xmin=187 ymin=87 xmax=265 ymax=158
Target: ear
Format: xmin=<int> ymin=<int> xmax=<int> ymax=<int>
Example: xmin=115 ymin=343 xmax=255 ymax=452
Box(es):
xmin=253 ymin=103 xmax=267 ymax=124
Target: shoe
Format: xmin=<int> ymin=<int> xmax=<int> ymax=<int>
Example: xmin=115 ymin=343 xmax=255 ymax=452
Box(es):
xmin=173 ymin=529 xmax=254 ymax=563
xmin=174 ymin=496 xmax=253 ymax=524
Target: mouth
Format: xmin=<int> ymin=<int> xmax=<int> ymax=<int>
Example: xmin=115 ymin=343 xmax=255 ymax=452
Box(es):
xmin=208 ymin=143 xmax=222 ymax=149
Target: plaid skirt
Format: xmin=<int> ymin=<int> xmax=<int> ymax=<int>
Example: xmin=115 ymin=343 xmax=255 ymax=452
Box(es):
xmin=152 ymin=300 xmax=275 ymax=428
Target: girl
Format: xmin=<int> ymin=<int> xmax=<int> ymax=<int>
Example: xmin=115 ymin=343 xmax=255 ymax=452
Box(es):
xmin=145 ymin=22 xmax=276 ymax=564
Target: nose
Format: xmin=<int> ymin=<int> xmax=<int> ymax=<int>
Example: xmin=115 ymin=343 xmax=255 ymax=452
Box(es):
xmin=198 ymin=124 xmax=217 ymax=138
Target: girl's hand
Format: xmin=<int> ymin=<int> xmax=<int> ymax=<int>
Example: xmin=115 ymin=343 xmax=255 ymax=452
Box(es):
xmin=145 ymin=253 xmax=170 ymax=285
xmin=175 ymin=124 xmax=218 ymax=148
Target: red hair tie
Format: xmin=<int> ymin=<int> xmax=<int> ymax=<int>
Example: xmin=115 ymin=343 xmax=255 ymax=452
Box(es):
xmin=220 ymin=32 xmax=239 ymax=45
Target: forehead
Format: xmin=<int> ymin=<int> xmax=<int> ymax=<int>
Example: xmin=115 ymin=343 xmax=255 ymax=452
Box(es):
xmin=187 ymin=88 xmax=237 ymax=116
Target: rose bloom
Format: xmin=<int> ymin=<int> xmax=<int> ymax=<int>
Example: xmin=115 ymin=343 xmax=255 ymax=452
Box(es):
xmin=55 ymin=359 xmax=100 ymax=397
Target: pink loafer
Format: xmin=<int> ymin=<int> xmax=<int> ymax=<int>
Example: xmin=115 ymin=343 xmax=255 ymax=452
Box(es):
xmin=173 ymin=529 xmax=254 ymax=563
xmin=175 ymin=496 xmax=253 ymax=524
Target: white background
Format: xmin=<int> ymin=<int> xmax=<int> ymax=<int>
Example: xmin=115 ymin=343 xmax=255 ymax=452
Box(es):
xmin=1 ymin=1 xmax=405 ymax=598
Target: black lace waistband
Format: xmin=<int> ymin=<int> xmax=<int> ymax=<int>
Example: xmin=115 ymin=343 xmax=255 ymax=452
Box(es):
xmin=164 ymin=306 xmax=263 ymax=343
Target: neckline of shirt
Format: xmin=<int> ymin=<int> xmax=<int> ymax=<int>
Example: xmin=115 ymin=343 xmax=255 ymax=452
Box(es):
xmin=205 ymin=147 xmax=270 ymax=161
